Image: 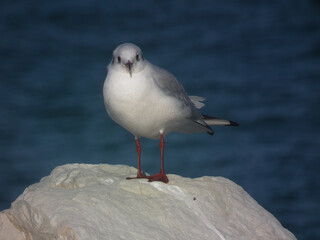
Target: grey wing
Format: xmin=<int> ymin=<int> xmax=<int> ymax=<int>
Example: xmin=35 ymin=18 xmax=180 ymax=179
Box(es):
xmin=150 ymin=64 xmax=205 ymax=109
xmin=151 ymin=63 xmax=214 ymax=135
xmin=151 ymin=63 xmax=192 ymax=106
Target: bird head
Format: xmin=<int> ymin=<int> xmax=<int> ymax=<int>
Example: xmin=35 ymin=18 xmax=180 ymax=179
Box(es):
xmin=110 ymin=43 xmax=146 ymax=77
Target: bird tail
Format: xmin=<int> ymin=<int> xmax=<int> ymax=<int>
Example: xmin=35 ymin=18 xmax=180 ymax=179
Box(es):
xmin=202 ymin=114 xmax=239 ymax=126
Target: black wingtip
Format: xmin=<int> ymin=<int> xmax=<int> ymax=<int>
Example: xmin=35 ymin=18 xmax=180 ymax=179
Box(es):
xmin=207 ymin=130 xmax=214 ymax=136
xmin=229 ymin=121 xmax=239 ymax=126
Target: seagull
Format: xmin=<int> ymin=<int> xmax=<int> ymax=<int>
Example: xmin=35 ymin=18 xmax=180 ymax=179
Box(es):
xmin=103 ymin=43 xmax=238 ymax=183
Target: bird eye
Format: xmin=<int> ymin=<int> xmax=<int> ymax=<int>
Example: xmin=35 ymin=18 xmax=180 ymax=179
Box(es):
xmin=117 ymin=56 xmax=121 ymax=63
xmin=136 ymin=54 xmax=140 ymax=61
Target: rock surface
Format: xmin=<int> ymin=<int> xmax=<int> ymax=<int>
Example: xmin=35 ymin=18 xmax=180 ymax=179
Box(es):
xmin=0 ymin=164 xmax=296 ymax=240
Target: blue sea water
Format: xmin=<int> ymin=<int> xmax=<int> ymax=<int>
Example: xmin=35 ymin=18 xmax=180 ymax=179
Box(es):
xmin=0 ymin=0 xmax=319 ymax=239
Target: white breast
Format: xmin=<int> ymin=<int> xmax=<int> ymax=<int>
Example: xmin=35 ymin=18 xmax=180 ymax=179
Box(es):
xmin=103 ymin=69 xmax=192 ymax=139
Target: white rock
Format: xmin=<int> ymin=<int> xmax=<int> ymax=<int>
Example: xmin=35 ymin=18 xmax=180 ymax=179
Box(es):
xmin=0 ymin=164 xmax=296 ymax=240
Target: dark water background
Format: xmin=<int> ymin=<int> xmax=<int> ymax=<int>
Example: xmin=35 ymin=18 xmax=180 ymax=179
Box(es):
xmin=1 ymin=0 xmax=319 ymax=239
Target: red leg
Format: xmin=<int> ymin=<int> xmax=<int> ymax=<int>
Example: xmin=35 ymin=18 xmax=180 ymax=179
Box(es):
xmin=147 ymin=134 xmax=169 ymax=183
xmin=126 ymin=138 xmax=147 ymax=180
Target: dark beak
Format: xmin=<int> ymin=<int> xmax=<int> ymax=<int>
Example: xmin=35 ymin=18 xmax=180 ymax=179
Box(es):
xmin=125 ymin=61 xmax=133 ymax=78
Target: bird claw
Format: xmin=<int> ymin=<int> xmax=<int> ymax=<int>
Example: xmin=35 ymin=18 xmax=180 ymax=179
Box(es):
xmin=126 ymin=172 xmax=169 ymax=183
xmin=146 ymin=172 xmax=169 ymax=183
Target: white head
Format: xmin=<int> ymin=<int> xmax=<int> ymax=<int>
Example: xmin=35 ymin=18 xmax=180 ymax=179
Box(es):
xmin=109 ymin=43 xmax=147 ymax=77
